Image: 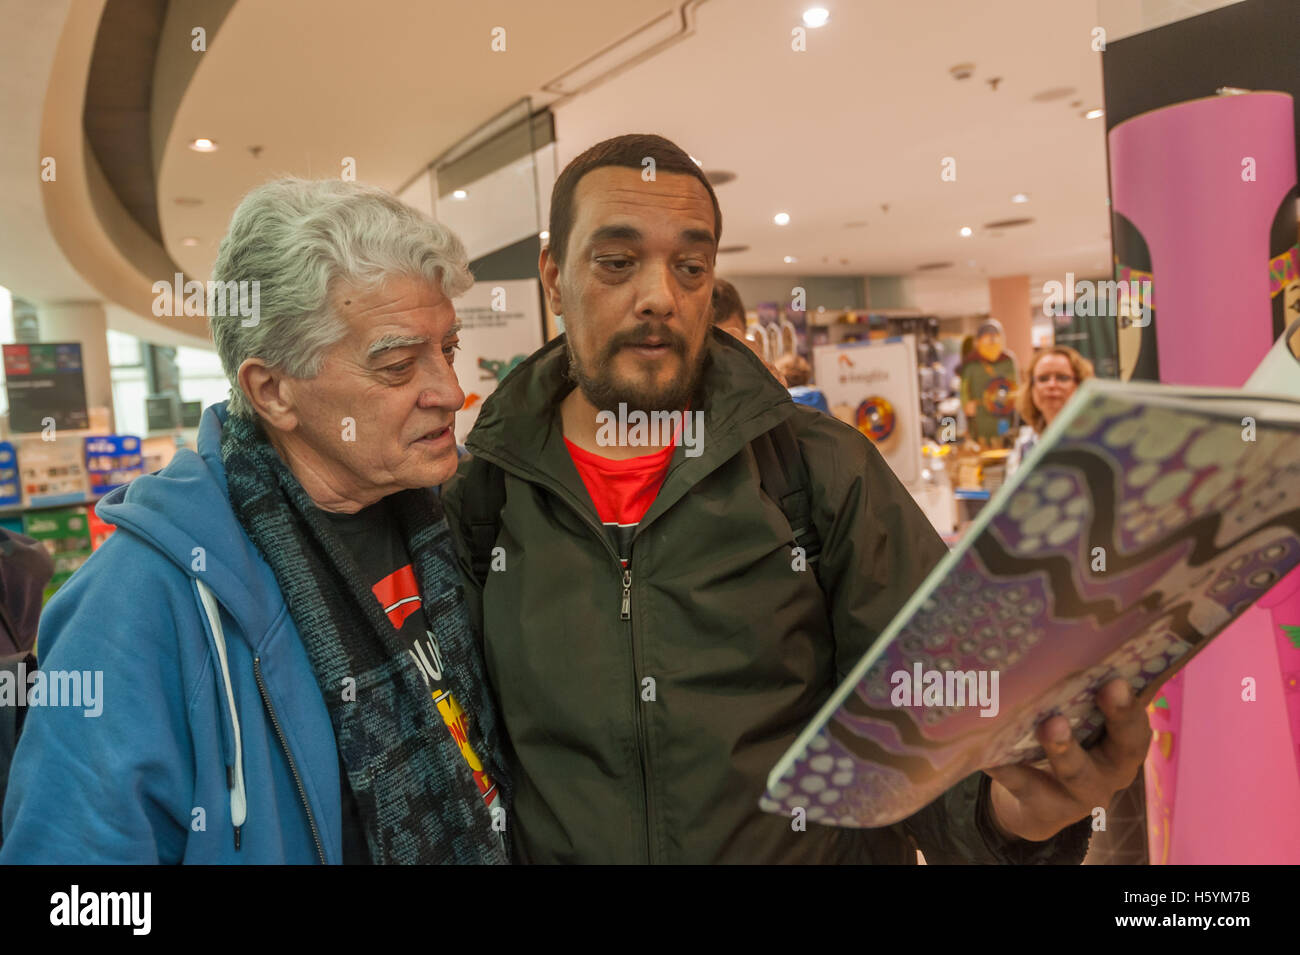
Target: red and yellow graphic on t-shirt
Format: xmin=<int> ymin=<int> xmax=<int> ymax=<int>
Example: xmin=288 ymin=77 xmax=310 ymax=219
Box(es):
xmin=371 ymin=564 xmax=498 ymax=808
xmin=432 ymin=688 xmax=496 ymax=802
xmin=372 ymin=564 xmax=423 ymax=629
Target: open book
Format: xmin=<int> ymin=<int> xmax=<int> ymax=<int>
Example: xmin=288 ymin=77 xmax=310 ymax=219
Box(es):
xmin=764 ymin=318 xmax=1300 ymax=828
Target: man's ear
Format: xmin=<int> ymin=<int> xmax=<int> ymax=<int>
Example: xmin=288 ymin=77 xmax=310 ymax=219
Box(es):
xmin=539 ymin=245 xmax=564 ymax=317
xmin=238 ymin=358 xmax=299 ymax=432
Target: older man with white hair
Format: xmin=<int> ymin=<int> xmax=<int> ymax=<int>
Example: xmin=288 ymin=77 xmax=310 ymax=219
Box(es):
xmin=1 ymin=179 xmax=508 ymax=864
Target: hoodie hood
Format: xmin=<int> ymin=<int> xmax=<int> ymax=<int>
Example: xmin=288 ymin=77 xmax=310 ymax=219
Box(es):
xmin=96 ymin=401 xmax=285 ymax=644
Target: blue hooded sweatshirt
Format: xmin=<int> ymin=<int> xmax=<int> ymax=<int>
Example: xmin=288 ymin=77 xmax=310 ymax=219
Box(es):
xmin=1 ymin=402 xmax=345 ymax=863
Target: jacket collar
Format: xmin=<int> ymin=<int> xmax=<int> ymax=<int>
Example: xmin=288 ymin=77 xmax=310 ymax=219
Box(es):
xmin=465 ymin=328 xmax=798 ymax=531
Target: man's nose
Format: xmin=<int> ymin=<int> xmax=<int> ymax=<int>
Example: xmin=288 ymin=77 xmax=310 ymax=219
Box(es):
xmin=635 ymin=261 xmax=676 ymax=319
xmin=416 ymin=358 xmax=465 ymax=413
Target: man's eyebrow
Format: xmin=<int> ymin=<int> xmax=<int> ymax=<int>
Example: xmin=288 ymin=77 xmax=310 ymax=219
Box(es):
xmin=367 ymin=334 xmax=428 ymax=360
xmin=447 ymin=318 xmax=463 ymax=337
xmin=590 ymin=224 xmax=643 ymax=245
xmin=680 ymin=228 xmax=716 ymax=247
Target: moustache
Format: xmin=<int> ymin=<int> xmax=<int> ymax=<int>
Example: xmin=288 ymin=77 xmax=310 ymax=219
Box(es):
xmin=605 ymin=327 xmax=688 ymax=357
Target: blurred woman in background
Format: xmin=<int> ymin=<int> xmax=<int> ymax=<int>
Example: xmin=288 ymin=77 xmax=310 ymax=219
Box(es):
xmin=1007 ymin=345 xmax=1095 ymax=475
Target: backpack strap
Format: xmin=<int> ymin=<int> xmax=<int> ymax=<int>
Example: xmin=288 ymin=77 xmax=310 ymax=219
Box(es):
xmin=460 ymin=458 xmax=507 ymax=587
xmin=753 ymin=415 xmax=822 ymax=569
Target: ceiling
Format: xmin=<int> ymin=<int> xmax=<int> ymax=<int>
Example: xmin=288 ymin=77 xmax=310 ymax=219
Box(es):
xmin=0 ymin=0 xmax=100 ymax=303
xmin=159 ymin=0 xmax=678 ymax=280
xmin=554 ymin=0 xmax=1121 ymax=315
xmin=0 ymin=0 xmax=1256 ymax=331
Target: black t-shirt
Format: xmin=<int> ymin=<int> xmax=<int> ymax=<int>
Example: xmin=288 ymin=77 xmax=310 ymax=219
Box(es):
xmin=317 ymin=496 xmax=500 ymax=864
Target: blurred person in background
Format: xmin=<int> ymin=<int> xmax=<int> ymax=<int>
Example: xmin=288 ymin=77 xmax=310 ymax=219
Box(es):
xmin=712 ymin=277 xmax=785 ymax=385
xmin=1007 ymin=345 xmax=1095 ymax=475
xmin=774 ymin=352 xmax=830 ymax=414
xmin=0 ymin=529 xmax=53 ymax=656
xmin=0 ymin=529 xmax=54 ymax=818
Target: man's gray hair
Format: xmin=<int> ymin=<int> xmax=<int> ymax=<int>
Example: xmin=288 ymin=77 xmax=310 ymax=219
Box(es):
xmin=209 ymin=177 xmax=473 ymax=418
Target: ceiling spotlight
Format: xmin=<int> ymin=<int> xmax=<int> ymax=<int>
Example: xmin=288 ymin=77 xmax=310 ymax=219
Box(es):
xmin=802 ymin=7 xmax=830 ymax=28
xmin=452 ymin=189 xmax=468 ymax=200
xmin=784 ymin=255 xmax=797 ymax=264
xmin=689 ymin=155 xmax=702 ymax=166
xmin=188 ymin=138 xmax=218 ymax=152
xmin=539 ymin=230 xmax=550 ymax=241
xmin=960 ymin=226 xmax=973 ymax=237
xmin=1011 ymin=193 xmax=1029 ymax=204
xmin=181 ymin=237 xmax=199 ymax=247
xmin=774 ymin=212 xmax=790 ymax=226
xmin=1083 ymin=108 xmax=1105 ymax=120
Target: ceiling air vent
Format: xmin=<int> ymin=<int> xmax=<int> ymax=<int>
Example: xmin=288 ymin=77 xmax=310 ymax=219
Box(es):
xmin=982 ymin=217 xmax=1035 ymax=230
xmin=704 ymin=170 xmax=736 ymax=186
xmin=1030 ymin=86 xmax=1076 ymax=102
xmin=717 ymin=244 xmax=750 ymax=254
xmin=916 ymin=261 xmax=953 ymax=271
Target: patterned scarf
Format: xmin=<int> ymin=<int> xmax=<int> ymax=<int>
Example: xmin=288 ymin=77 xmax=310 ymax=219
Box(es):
xmin=221 ymin=411 xmax=509 ymax=864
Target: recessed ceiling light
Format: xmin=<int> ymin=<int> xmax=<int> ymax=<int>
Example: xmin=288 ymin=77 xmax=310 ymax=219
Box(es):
xmin=539 ymin=230 xmax=549 ymax=241
xmin=774 ymin=212 xmax=790 ymax=226
xmin=784 ymin=256 xmax=797 ymax=264
xmin=452 ymin=189 xmax=468 ymax=200
xmin=181 ymin=237 xmax=199 ymax=247
xmin=802 ymin=7 xmax=830 ymax=28
xmin=1011 ymin=193 xmax=1029 ymax=204
xmin=689 ymin=155 xmax=702 ymax=166
xmin=960 ymin=226 xmax=973 ymax=237
xmin=1083 ymin=108 xmax=1105 ymax=120
xmin=188 ymin=138 xmax=218 ymax=152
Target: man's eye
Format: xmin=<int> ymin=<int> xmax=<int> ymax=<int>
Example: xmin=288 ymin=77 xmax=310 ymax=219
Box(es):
xmin=681 ymin=263 xmax=706 ymax=277
xmin=599 ymin=257 xmax=633 ymax=271
xmin=443 ymin=341 xmax=461 ymax=362
xmin=386 ymin=360 xmax=414 ymax=374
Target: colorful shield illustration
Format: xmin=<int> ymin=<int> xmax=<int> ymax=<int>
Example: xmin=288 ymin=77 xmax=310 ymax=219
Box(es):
xmin=855 ymin=396 xmax=895 ymax=442
xmin=983 ymin=376 xmax=1015 ymax=415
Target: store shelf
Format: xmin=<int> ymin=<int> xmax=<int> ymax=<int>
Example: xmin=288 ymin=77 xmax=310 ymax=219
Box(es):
xmin=0 ymin=494 xmax=106 ymax=518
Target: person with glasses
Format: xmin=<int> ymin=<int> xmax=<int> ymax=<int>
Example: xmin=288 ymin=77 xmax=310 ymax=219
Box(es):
xmin=1007 ymin=345 xmax=1095 ymax=476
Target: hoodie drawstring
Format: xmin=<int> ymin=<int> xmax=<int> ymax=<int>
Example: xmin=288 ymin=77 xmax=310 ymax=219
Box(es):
xmin=196 ymin=579 xmax=247 ymax=850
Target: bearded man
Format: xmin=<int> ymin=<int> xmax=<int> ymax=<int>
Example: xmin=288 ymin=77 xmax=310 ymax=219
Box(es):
xmin=444 ymin=134 xmax=1151 ymax=864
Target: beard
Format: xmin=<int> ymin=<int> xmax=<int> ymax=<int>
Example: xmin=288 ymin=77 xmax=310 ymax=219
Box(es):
xmin=566 ymin=322 xmax=706 ymax=415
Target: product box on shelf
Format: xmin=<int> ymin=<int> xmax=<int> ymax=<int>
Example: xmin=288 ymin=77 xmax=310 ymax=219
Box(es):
xmin=22 ymin=507 xmax=92 ymax=603
xmin=86 ymin=507 xmax=115 ymax=551
xmin=0 ymin=441 xmax=20 ymax=507
xmin=84 ymin=434 xmax=143 ymax=496
xmin=17 ymin=437 xmax=90 ymax=507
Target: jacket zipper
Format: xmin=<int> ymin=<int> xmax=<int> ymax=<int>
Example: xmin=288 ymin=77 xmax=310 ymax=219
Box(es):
xmin=254 ymin=656 xmax=327 ymax=864
xmin=467 ymin=464 xmax=658 ymax=863
xmin=621 ymin=559 xmax=656 ymax=864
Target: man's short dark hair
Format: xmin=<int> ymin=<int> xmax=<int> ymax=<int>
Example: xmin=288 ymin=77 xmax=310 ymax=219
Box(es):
xmin=547 ymin=133 xmax=722 ymax=266
xmin=711 ymin=277 xmax=745 ymax=326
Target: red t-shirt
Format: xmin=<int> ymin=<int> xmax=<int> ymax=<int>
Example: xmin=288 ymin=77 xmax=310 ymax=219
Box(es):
xmin=564 ymin=437 xmax=674 ymax=567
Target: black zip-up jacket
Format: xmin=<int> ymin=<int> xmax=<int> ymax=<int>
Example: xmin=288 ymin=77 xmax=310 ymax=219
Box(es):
xmin=445 ymin=329 xmax=1091 ymax=864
